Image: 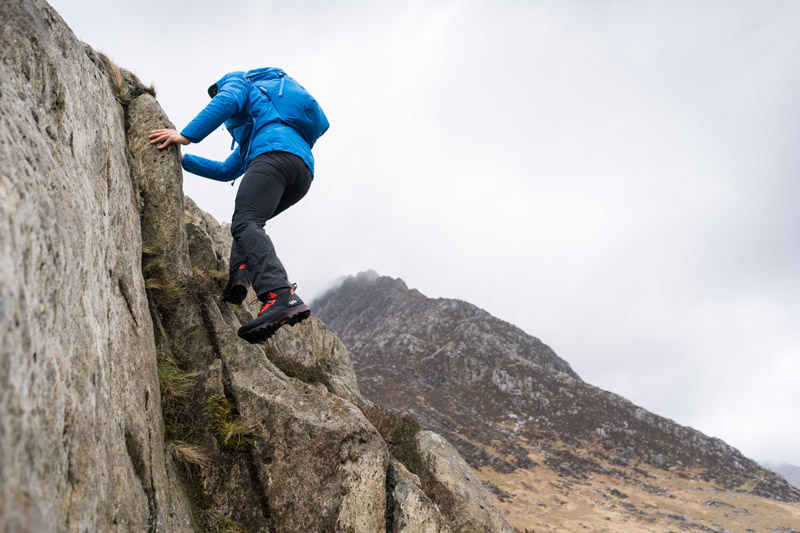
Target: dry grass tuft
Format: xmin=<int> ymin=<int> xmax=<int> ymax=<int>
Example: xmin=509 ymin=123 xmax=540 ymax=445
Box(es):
xmin=97 ymin=51 xmax=155 ymax=105
xmin=169 ymin=441 xmax=210 ymax=469
xmin=188 ymin=266 xmax=225 ymax=297
xmin=221 ymin=419 xmax=259 ymax=449
xmin=98 ymin=52 xmax=125 ymax=97
xmin=142 ymin=258 xmax=182 ymax=311
xmin=157 ymin=356 xmax=197 ymax=404
xmin=363 ymin=405 xmax=420 ymax=467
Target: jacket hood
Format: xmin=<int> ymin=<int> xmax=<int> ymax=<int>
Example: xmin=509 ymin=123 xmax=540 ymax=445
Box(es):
xmin=207 ymin=71 xmax=245 ymax=98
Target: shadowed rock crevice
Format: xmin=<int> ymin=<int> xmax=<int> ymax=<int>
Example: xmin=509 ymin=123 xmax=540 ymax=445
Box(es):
xmin=385 ymin=464 xmax=398 ymax=532
xmin=124 ymin=429 xmax=157 ymax=533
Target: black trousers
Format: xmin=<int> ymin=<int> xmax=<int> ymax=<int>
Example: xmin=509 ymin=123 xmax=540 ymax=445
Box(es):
xmin=230 ymin=151 xmax=312 ymax=298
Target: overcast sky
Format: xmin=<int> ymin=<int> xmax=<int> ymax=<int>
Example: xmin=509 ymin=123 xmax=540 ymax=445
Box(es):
xmin=50 ymin=0 xmax=800 ymax=467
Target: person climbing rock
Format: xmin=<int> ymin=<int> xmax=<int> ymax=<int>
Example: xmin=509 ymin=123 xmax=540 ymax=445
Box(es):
xmin=149 ymin=68 xmax=329 ymax=343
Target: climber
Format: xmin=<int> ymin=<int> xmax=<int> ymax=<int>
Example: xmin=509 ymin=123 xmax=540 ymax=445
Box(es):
xmin=148 ymin=68 xmax=329 ymax=343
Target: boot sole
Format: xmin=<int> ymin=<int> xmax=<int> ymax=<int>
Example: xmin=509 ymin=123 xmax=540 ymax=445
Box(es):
xmin=221 ymin=283 xmax=248 ymax=305
xmin=237 ymin=306 xmax=311 ymax=343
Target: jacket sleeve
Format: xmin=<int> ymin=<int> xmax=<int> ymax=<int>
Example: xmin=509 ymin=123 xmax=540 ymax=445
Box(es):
xmin=182 ymin=151 xmax=246 ymax=182
xmin=180 ymin=79 xmax=248 ymax=143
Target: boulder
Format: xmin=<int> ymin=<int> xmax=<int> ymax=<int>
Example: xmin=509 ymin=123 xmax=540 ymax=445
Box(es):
xmin=416 ymin=431 xmax=515 ymax=533
xmin=388 ymin=460 xmax=451 ymax=533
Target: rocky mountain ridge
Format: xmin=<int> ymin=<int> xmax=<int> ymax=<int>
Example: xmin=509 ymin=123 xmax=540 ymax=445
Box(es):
xmin=773 ymin=464 xmax=800 ymax=492
xmin=314 ymin=271 xmax=800 ymax=531
xmin=0 ymin=1 xmax=513 ymax=531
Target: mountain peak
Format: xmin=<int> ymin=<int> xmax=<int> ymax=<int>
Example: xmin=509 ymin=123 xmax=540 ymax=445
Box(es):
xmin=350 ymin=270 xmax=413 ymax=292
xmin=315 ymin=270 xmax=579 ymax=381
xmin=314 ymin=270 xmax=800 ymax=529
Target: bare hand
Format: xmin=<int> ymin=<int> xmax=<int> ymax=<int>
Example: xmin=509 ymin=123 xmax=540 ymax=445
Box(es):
xmin=149 ymin=129 xmax=190 ymax=149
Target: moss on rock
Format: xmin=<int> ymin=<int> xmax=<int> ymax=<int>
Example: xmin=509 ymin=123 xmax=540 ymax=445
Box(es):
xmin=268 ymin=353 xmax=331 ymax=389
xmin=204 ymin=394 xmax=256 ymax=453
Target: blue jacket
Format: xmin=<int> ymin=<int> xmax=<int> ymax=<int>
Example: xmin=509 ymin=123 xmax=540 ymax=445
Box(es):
xmin=181 ymin=70 xmax=316 ymax=181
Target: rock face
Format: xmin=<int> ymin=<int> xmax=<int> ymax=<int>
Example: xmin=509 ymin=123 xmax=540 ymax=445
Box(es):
xmin=313 ymin=272 xmax=800 ymax=508
xmin=1 ymin=1 xmax=510 ymax=531
xmin=415 ymin=432 xmax=514 ymax=533
xmin=387 ymin=459 xmax=451 ymax=533
xmin=0 ymin=1 xmax=191 ymax=531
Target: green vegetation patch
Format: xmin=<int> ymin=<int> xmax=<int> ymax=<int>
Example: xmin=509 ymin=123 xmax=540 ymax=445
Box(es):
xmin=205 ymin=394 xmax=256 ymax=452
xmin=158 ymin=357 xmax=197 ymax=405
xmin=198 ymin=509 xmax=250 ymax=533
xmin=268 ymin=353 xmax=331 ymax=389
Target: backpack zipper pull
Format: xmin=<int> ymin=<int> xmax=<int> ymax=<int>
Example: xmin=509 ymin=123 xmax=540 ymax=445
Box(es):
xmin=279 ymin=74 xmax=285 ymax=97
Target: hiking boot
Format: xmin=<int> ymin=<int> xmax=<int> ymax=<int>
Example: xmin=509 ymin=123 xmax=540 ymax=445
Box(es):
xmin=237 ymin=288 xmax=310 ymax=343
xmin=221 ymin=264 xmax=249 ymax=305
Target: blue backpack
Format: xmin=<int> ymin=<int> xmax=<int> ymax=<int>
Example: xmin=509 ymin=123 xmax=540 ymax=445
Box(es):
xmin=244 ymin=67 xmax=330 ymax=148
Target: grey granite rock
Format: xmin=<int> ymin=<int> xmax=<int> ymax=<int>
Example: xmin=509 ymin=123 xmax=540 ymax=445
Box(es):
xmin=388 ymin=459 xmax=452 ymax=533
xmin=0 ymin=0 xmax=193 ymax=530
xmin=265 ymin=315 xmax=366 ymax=407
xmin=416 ymin=431 xmax=515 ymax=533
